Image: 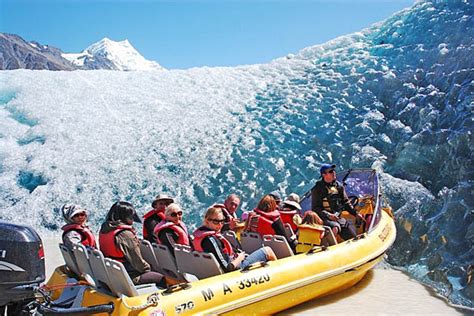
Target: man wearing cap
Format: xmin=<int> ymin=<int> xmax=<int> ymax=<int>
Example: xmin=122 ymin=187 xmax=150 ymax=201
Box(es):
xmin=269 ymin=191 xmax=282 ymax=209
xmin=311 ymin=163 xmax=362 ymax=240
xmin=142 ymin=194 xmax=174 ymax=242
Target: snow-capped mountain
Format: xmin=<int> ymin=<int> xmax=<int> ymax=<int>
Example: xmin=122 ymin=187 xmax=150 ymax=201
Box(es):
xmin=62 ymin=38 xmax=165 ymax=71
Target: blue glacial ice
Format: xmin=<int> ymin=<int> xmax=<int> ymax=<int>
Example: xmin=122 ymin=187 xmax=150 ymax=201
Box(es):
xmin=0 ymin=0 xmax=472 ymax=308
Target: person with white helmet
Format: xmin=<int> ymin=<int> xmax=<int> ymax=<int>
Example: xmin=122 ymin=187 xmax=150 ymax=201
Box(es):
xmin=61 ymin=204 xmax=97 ymax=249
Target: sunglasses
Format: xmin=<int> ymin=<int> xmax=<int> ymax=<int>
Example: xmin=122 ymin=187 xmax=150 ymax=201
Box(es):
xmin=208 ymin=218 xmax=225 ymax=225
xmin=73 ymin=213 xmax=87 ymax=217
xmin=170 ymin=211 xmax=183 ymax=217
xmin=324 ymin=170 xmax=335 ymax=174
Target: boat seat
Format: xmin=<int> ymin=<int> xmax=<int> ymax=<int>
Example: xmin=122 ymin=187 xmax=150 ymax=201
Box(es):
xmin=223 ymin=230 xmax=241 ymax=251
xmin=88 ymin=248 xmax=114 ymax=292
xmin=72 ymin=244 xmax=95 ymax=281
xmin=139 ymin=239 xmax=161 ymax=273
xmin=262 ymin=235 xmax=294 ymax=259
xmin=240 ymin=231 xmax=263 ymax=253
xmin=59 ymin=243 xmax=81 ymax=277
xmin=104 ymin=258 xmax=158 ymax=297
xmin=174 ymin=244 xmax=223 ymax=280
xmin=152 ymin=243 xmax=182 ymax=280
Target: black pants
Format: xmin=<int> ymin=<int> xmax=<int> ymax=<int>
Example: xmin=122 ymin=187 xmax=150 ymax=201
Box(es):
xmin=325 ymin=217 xmax=356 ymax=240
xmin=136 ymin=271 xmax=167 ymax=288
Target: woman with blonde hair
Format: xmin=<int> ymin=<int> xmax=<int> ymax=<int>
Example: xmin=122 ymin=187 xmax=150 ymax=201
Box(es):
xmin=193 ymin=207 xmax=276 ymax=272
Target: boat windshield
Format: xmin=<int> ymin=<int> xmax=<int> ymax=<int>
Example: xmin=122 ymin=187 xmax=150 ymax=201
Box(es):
xmin=337 ymin=169 xmax=381 ymax=232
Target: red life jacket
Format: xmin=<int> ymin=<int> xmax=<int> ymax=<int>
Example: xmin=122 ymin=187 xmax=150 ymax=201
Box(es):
xmin=153 ymin=221 xmax=189 ymax=246
xmin=99 ymin=225 xmax=135 ymax=262
xmin=142 ymin=209 xmax=165 ymax=239
xmin=246 ymin=208 xmax=281 ymax=237
xmin=279 ymin=209 xmax=299 ymax=231
xmin=61 ymin=224 xmax=97 ymax=248
xmin=192 ymin=228 xmax=233 ymax=256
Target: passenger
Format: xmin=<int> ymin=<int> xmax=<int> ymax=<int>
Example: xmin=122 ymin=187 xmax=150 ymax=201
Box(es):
xmin=153 ymin=203 xmax=190 ymax=255
xmin=268 ymin=191 xmax=282 ymax=209
xmin=61 ymin=204 xmax=97 ymax=249
xmin=214 ymin=193 xmax=241 ymax=232
xmin=142 ymin=194 xmax=174 ymax=242
xmin=301 ymin=210 xmax=323 ymax=226
xmin=279 ymin=198 xmax=302 ymax=232
xmin=99 ymin=201 xmax=166 ymax=287
xmin=193 ymin=207 xmax=276 ymax=272
xmin=244 ymin=195 xmax=297 ymax=251
xmin=296 ymin=211 xmax=326 ymax=253
xmin=311 ymin=163 xmax=364 ymax=241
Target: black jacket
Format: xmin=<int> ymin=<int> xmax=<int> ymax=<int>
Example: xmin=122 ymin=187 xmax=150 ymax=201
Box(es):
xmin=311 ymin=179 xmax=356 ymax=222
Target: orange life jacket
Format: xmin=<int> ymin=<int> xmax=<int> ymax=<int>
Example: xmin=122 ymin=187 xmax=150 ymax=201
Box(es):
xmin=153 ymin=220 xmax=189 ymax=246
xmin=142 ymin=209 xmax=165 ymax=239
xmin=61 ymin=224 xmax=97 ymax=248
xmin=192 ymin=228 xmax=233 ymax=256
xmin=99 ymin=225 xmax=135 ymax=262
xmin=245 ymin=208 xmax=281 ymax=237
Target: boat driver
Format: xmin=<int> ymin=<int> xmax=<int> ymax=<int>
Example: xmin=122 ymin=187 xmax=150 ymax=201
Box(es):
xmin=311 ymin=163 xmax=364 ymax=240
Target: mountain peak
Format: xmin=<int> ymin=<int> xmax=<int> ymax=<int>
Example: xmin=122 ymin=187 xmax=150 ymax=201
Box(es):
xmin=63 ymin=37 xmax=164 ymax=71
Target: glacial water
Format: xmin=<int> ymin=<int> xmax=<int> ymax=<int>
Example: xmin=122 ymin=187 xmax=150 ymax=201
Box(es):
xmin=0 ymin=0 xmax=472 ymax=308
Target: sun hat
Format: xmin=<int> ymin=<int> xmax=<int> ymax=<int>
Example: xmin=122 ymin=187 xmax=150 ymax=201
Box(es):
xmin=286 ymin=193 xmax=300 ymax=203
xmin=281 ymin=200 xmax=302 ymax=211
xmin=61 ymin=204 xmax=87 ymax=224
xmin=151 ymin=194 xmax=175 ymax=208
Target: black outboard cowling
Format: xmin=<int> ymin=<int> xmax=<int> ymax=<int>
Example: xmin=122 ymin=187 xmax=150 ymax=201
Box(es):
xmin=0 ymin=220 xmax=45 ymax=308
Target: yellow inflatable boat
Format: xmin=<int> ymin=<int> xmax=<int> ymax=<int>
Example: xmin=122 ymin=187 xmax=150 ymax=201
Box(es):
xmin=40 ymin=169 xmax=396 ymax=315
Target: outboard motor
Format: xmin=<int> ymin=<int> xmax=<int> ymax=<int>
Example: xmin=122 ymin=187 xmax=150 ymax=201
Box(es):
xmin=0 ymin=220 xmax=45 ymax=314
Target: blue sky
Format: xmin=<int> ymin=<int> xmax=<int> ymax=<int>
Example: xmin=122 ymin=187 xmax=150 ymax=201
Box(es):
xmin=0 ymin=0 xmax=413 ymax=69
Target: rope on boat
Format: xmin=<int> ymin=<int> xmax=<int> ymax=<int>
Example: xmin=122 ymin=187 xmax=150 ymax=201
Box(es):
xmin=121 ymin=293 xmax=160 ymax=311
xmin=40 ymin=281 xmax=90 ymax=291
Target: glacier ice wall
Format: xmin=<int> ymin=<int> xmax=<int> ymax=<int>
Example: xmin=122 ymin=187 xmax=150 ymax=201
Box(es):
xmin=0 ymin=0 xmax=472 ymax=308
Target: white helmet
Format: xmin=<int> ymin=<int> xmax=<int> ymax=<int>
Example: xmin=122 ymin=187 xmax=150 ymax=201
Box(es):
xmin=61 ymin=204 xmax=86 ymax=224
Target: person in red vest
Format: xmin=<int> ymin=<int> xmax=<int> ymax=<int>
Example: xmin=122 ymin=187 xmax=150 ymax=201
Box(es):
xmin=213 ymin=193 xmax=241 ymax=232
xmin=278 ymin=198 xmax=302 ymax=232
xmin=99 ymin=201 xmax=166 ymax=286
xmin=153 ymin=203 xmax=190 ymax=256
xmin=244 ymin=195 xmax=297 ymax=252
xmin=142 ymin=194 xmax=174 ymax=242
xmin=193 ymin=207 xmax=276 ymax=272
xmin=61 ymin=204 xmax=97 ymax=249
